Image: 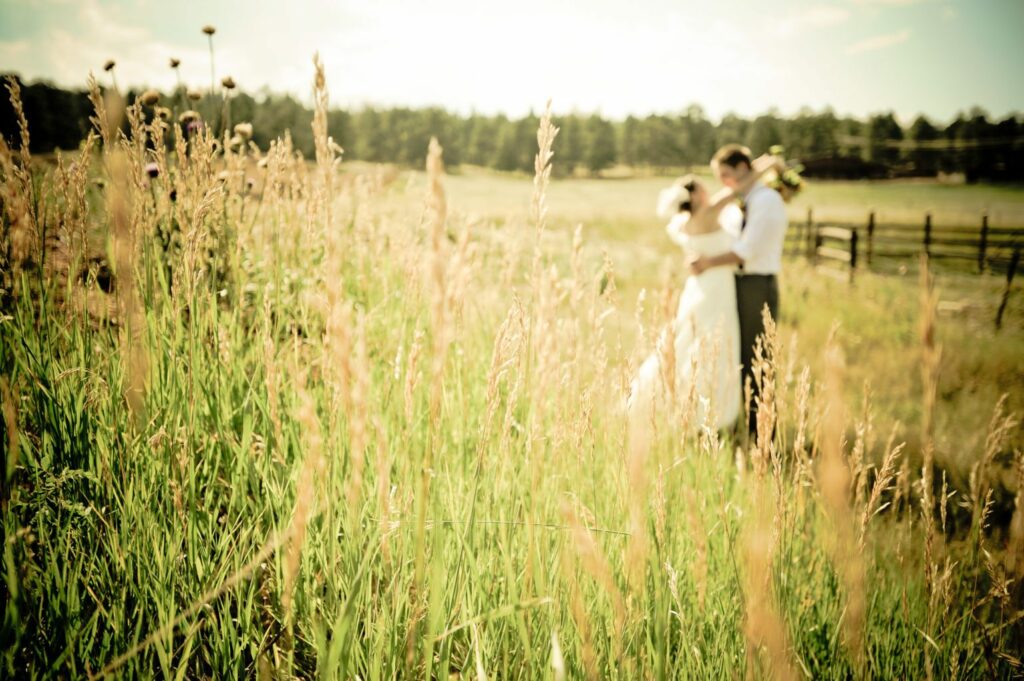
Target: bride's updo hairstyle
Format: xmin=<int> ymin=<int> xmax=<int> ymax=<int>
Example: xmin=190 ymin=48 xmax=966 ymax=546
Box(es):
xmin=676 ymin=175 xmax=700 ymax=212
xmin=656 ymin=175 xmax=701 ymax=218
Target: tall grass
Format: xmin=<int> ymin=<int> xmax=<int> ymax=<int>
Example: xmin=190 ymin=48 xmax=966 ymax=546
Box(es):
xmin=1 ymin=57 xmax=1022 ymax=680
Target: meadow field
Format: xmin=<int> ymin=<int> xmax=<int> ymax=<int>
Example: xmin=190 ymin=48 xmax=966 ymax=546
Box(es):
xmin=2 ymin=66 xmax=1023 ymax=681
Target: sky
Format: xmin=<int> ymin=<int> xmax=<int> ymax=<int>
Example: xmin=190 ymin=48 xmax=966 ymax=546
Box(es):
xmin=1 ymin=0 xmax=1022 ymax=123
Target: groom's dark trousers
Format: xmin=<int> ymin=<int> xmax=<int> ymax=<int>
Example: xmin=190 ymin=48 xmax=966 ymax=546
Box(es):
xmin=735 ymin=273 xmax=779 ymax=435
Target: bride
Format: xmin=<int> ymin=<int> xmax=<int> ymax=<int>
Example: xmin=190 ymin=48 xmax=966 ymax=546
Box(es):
xmin=627 ymin=154 xmax=781 ymax=431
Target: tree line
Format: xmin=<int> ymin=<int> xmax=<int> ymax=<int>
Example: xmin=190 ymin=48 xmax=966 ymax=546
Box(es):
xmin=2 ymin=75 xmax=1022 ymax=181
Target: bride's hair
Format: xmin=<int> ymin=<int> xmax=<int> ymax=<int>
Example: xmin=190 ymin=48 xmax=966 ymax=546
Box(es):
xmin=675 ymin=175 xmax=700 ymax=213
xmin=656 ymin=174 xmax=703 ymax=218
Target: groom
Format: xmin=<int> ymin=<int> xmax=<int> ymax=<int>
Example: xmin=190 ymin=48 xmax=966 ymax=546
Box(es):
xmin=689 ymin=144 xmax=788 ymax=435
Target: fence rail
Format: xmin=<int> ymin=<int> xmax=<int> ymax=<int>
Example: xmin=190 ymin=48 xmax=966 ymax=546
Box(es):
xmin=785 ymin=209 xmax=1022 ymax=279
xmin=783 ymin=209 xmax=1021 ymax=327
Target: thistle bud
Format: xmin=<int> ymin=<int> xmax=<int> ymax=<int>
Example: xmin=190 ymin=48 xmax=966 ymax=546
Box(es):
xmin=169 ymin=57 xmax=181 ymax=68
xmin=187 ymin=89 xmax=202 ymax=102
xmin=233 ymin=122 xmax=253 ymax=140
xmin=144 ymin=162 xmax=160 ymax=179
xmin=202 ymin=25 xmax=216 ymax=36
xmin=140 ymin=89 xmax=160 ymax=106
xmin=221 ymin=76 xmax=236 ymax=90
xmin=103 ymin=60 xmax=116 ymax=72
xmin=179 ymin=110 xmax=201 ymax=124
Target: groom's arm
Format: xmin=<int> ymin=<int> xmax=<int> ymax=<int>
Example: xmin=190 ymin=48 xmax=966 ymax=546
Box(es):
xmin=689 ymin=250 xmax=742 ymax=275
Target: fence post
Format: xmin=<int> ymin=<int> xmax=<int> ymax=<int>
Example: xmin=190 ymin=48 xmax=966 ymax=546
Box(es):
xmin=866 ymin=211 xmax=875 ymax=268
xmin=850 ymin=228 xmax=859 ymax=284
xmin=996 ymin=245 xmax=1020 ymax=330
xmin=978 ymin=213 xmax=989 ymax=273
xmin=805 ymin=208 xmax=814 ymax=259
xmin=813 ymin=223 xmax=822 ymax=265
xmin=923 ymin=212 xmax=932 ymax=258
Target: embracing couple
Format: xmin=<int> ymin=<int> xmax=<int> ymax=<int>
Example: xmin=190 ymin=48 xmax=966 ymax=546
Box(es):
xmin=628 ymin=144 xmax=789 ymax=437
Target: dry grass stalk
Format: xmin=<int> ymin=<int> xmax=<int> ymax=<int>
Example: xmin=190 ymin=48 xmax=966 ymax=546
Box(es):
xmin=2 ymin=78 xmax=38 ymax=273
xmin=561 ymin=500 xmax=625 ymax=669
xmin=373 ymin=416 xmax=394 ymax=562
xmin=345 ymin=313 xmax=370 ymax=518
xmin=403 ymin=327 xmax=425 ymax=428
xmin=105 ymin=152 xmax=147 ymax=420
xmin=4 ymin=76 xmax=31 ymax=166
xmin=407 ymin=137 xmax=450 ymax=672
xmin=87 ymin=73 xmax=121 ymax=152
xmin=530 ymin=99 xmax=559 ymax=281
xmin=1006 ymin=450 xmax=1024 ymax=580
xmin=283 ymin=372 xmax=326 ymax=619
xmin=860 ymin=425 xmax=905 ymax=547
xmin=817 ymin=341 xmax=867 ymax=669
xmin=970 ymin=395 xmax=1016 ymax=539
xmin=560 ymin=532 xmax=599 ymax=680
xmin=425 ymin=137 xmax=449 ymax=424
xmin=625 ymin=391 xmax=651 ymax=592
xmin=0 ymin=377 xmax=18 ymax=509
xmin=741 ymin=480 xmax=798 ymax=681
xmin=311 ymin=52 xmax=341 ymax=232
xmin=791 ymin=365 xmax=813 ymax=503
xmin=686 ymin=488 xmax=708 ymax=611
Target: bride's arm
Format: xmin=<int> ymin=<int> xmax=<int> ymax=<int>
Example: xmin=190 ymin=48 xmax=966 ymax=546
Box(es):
xmin=666 ymin=213 xmax=691 ymax=246
xmin=701 ymin=154 xmax=782 ymax=220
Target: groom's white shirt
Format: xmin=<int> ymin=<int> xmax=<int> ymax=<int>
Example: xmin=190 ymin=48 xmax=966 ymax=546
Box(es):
xmin=732 ymin=182 xmax=787 ymax=275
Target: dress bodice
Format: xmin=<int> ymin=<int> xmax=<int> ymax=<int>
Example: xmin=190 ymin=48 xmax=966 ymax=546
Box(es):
xmin=665 ymin=206 xmax=741 ymax=259
xmin=675 ymin=228 xmax=737 ymax=258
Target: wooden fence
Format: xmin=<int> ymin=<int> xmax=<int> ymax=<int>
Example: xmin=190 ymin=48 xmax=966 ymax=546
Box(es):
xmin=782 ymin=209 xmax=1021 ymax=327
xmin=784 ymin=209 xmax=1022 ymax=280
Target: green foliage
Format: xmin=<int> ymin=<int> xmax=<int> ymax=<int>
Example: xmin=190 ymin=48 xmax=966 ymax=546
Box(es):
xmin=4 ymin=75 xmax=1024 ymax=181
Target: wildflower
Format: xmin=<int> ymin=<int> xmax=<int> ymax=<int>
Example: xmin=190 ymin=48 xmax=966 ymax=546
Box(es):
xmin=234 ymin=122 xmax=253 ymax=140
xmin=179 ymin=110 xmax=201 ymax=124
xmin=202 ymin=25 xmax=216 ymax=36
xmin=103 ymin=60 xmax=116 ymax=72
xmin=186 ymin=120 xmax=204 ymax=134
xmin=145 ymin=162 xmax=160 ymax=179
xmin=154 ymin=106 xmax=172 ymax=121
xmin=140 ymin=89 xmax=160 ymax=106
xmin=169 ymin=57 xmax=181 ymax=68
xmin=221 ymin=76 xmax=236 ymax=90
xmin=187 ymin=89 xmax=202 ymax=102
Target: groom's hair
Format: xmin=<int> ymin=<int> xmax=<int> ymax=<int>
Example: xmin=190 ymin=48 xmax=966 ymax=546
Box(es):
xmin=712 ymin=144 xmax=752 ymax=170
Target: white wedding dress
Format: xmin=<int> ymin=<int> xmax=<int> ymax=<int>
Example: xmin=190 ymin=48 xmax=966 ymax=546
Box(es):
xmin=627 ymin=207 xmax=742 ymax=431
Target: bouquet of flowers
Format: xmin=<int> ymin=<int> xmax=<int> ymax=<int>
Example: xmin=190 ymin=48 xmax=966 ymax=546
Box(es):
xmin=767 ymin=145 xmax=805 ymax=203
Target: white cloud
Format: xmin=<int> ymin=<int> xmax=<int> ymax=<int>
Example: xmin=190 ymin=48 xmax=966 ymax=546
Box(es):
xmin=773 ymin=6 xmax=851 ymax=37
xmin=851 ymin=0 xmax=930 ymax=5
xmin=846 ymin=28 xmax=911 ymax=54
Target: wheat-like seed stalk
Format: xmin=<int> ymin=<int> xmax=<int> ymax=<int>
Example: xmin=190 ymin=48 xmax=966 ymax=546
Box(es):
xmin=818 ymin=340 xmax=867 ymax=670
xmin=283 ymin=372 xmax=325 ymax=619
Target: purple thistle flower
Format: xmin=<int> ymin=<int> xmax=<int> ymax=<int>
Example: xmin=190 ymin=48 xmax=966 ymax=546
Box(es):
xmin=145 ymin=162 xmax=160 ymax=179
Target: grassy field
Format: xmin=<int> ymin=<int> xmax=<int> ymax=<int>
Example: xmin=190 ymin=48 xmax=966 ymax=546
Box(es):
xmin=2 ymin=74 xmax=1024 ymax=680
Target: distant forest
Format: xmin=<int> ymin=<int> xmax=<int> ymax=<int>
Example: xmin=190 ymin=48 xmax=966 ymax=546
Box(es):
xmin=2 ymin=75 xmax=1022 ymax=181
